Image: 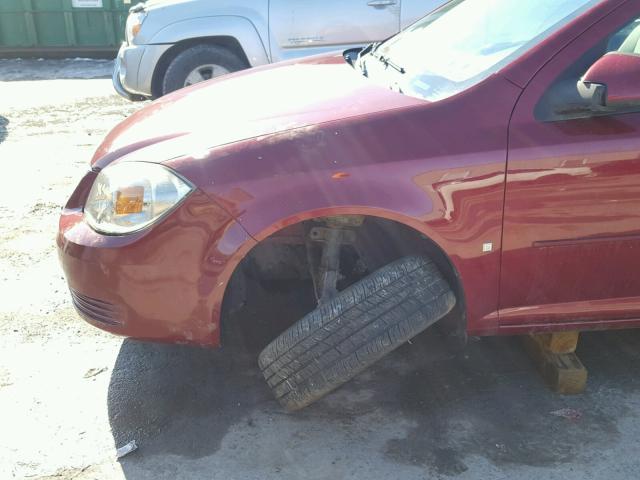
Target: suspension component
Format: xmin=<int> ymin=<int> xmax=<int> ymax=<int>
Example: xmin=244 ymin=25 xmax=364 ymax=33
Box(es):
xmin=307 ymin=216 xmax=363 ymax=304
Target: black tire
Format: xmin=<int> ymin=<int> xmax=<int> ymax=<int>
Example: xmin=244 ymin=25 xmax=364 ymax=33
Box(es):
xmin=161 ymin=44 xmax=248 ymax=95
xmin=258 ymin=255 xmax=457 ymax=411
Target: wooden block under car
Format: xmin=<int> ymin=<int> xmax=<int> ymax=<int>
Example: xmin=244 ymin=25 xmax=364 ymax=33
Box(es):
xmin=529 ymin=331 xmax=579 ymax=354
xmin=523 ymin=333 xmax=588 ymax=395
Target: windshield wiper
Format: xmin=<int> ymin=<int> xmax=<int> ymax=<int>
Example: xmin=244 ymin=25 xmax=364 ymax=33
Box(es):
xmin=372 ymin=52 xmax=405 ymax=74
xmin=355 ymin=41 xmax=381 ymax=77
xmin=356 ymin=41 xmax=405 ymax=77
xmin=358 ymin=41 xmax=382 ymax=60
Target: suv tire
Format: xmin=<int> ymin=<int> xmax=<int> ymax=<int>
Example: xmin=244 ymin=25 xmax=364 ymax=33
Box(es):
xmin=162 ymin=44 xmax=247 ymax=95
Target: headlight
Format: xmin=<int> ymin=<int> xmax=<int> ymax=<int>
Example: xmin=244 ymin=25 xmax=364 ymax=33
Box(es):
xmin=126 ymin=11 xmax=146 ymax=43
xmin=84 ymin=162 xmax=194 ymax=235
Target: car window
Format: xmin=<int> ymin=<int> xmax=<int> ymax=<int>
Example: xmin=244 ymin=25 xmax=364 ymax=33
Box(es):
xmin=535 ymin=15 xmax=640 ymax=122
xmin=607 ymin=18 xmax=640 ymax=52
xmin=606 ymin=18 xmax=640 ymax=54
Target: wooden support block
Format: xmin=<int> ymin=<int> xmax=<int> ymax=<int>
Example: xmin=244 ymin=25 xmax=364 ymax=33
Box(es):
xmin=523 ymin=335 xmax=588 ymax=395
xmin=529 ymin=331 xmax=579 ymax=354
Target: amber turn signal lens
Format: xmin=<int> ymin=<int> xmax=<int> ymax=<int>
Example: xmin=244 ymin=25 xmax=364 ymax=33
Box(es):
xmin=132 ymin=23 xmax=142 ymax=38
xmin=115 ymin=186 xmax=144 ymax=215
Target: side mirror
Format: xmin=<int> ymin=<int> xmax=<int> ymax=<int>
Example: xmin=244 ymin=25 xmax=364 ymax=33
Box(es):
xmin=580 ymin=52 xmax=640 ymax=110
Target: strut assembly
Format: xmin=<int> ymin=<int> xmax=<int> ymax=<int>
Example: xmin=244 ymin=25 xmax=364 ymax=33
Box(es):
xmin=307 ymin=216 xmax=364 ymax=304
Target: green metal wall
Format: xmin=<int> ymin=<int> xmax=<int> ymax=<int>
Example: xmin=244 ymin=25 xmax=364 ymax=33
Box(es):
xmin=0 ymin=0 xmax=143 ymax=56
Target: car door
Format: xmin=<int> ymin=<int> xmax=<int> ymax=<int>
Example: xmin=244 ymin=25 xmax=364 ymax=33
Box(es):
xmin=500 ymin=7 xmax=640 ymax=329
xmin=400 ymin=0 xmax=445 ymax=28
xmin=268 ymin=0 xmax=400 ymax=62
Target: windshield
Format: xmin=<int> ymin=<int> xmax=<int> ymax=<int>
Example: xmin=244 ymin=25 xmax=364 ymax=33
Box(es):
xmin=361 ymin=0 xmax=599 ymax=101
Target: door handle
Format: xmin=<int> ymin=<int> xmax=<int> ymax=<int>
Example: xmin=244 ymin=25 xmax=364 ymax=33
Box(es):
xmin=367 ymin=0 xmax=397 ymax=7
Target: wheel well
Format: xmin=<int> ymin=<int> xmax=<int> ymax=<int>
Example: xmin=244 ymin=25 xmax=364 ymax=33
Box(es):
xmin=151 ymin=36 xmax=250 ymax=98
xmin=221 ymin=215 xmax=467 ymax=348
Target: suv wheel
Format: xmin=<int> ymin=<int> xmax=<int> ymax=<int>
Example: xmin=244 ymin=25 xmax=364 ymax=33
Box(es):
xmin=161 ymin=44 xmax=248 ymax=95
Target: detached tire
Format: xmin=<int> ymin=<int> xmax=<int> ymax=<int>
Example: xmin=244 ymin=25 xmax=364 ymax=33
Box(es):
xmin=161 ymin=44 xmax=248 ymax=95
xmin=258 ymin=256 xmax=456 ymax=411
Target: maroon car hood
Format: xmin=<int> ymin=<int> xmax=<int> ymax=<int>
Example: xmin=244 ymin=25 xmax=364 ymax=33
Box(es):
xmin=92 ymin=53 xmax=423 ymax=168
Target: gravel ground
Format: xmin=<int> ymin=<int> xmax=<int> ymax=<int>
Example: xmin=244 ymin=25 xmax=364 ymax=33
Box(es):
xmin=2 ymin=59 xmax=640 ymax=480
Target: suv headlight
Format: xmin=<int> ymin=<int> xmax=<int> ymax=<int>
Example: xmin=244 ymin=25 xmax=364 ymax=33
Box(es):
xmin=126 ymin=10 xmax=147 ymax=43
xmin=84 ymin=162 xmax=194 ymax=235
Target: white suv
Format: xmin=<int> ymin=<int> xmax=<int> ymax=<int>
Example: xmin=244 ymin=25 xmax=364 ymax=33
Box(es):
xmin=113 ymin=0 xmax=445 ymax=100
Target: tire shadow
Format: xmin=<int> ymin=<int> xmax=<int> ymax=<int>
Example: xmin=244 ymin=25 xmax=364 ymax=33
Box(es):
xmin=107 ymin=337 xmax=267 ymax=460
xmin=107 ymin=279 xmax=315 ymax=461
xmin=107 ymin=292 xmax=640 ymax=479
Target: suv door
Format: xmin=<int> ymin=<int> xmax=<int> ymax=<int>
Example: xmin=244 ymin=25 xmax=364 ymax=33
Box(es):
xmin=268 ymin=0 xmax=400 ymax=62
xmin=500 ymin=7 xmax=640 ymax=329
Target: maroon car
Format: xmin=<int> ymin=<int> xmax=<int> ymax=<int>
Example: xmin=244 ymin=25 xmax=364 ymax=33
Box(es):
xmin=58 ymin=0 xmax=640 ymax=410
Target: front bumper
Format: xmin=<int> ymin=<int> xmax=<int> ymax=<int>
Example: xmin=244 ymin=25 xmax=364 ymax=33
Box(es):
xmin=57 ymin=172 xmax=255 ymax=346
xmin=113 ymin=42 xmax=172 ymax=101
xmin=113 ymin=57 xmax=144 ymax=102
xmin=113 ymin=43 xmax=147 ymax=101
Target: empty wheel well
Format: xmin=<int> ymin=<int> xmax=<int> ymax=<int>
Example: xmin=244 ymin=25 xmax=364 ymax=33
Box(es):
xmin=221 ymin=215 xmax=467 ymax=348
xmin=151 ymin=36 xmax=250 ymax=98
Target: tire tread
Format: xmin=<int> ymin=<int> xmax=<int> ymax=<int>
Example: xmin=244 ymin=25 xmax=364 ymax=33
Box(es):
xmin=258 ymin=256 xmax=456 ymax=411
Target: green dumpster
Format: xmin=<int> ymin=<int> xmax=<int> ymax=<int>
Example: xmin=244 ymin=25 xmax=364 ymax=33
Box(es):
xmin=0 ymin=0 xmax=144 ymax=57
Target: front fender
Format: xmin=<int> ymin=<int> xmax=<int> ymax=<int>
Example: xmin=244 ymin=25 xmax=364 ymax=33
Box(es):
xmin=174 ymin=124 xmax=505 ymax=336
xmin=167 ymin=75 xmax=521 ymax=336
xmin=147 ymin=16 xmax=270 ymax=67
